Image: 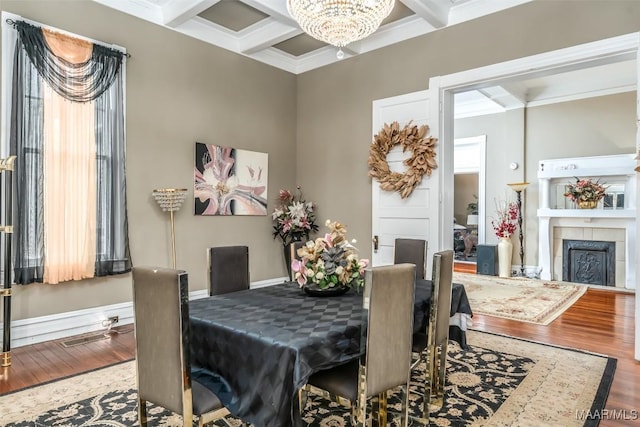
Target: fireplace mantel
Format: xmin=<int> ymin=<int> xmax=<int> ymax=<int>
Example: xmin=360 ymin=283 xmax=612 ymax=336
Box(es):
xmin=537 ymin=154 xmax=636 ymax=289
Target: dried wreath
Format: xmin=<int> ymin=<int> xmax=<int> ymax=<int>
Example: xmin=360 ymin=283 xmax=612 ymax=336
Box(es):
xmin=368 ymin=121 xmax=438 ymax=199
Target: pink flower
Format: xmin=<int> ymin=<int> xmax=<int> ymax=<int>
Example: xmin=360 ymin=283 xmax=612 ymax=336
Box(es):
xmin=359 ymin=259 xmax=369 ymax=275
xmin=279 ymin=189 xmax=292 ymax=202
xmin=291 ymin=259 xmax=307 ymax=287
xmin=272 ymin=187 xmax=319 ymax=246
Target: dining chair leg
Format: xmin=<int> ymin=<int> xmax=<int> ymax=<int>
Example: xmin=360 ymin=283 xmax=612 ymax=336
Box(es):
xmin=352 ymin=400 xmax=367 ymax=427
xmin=431 ymin=342 xmax=449 ymax=409
xmin=373 ymin=392 xmax=387 ymax=426
xmin=183 ymin=409 xmax=194 ymax=427
xmin=400 ymin=381 xmax=410 ymax=427
xmin=422 ymin=345 xmax=436 ymax=420
xmin=138 ymin=398 xmax=147 ymax=427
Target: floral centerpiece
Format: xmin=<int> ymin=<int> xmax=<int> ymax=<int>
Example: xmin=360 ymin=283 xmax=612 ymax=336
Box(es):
xmin=291 ymin=220 xmax=369 ymax=294
xmin=272 ymin=186 xmax=318 ymax=246
xmin=491 ymin=199 xmax=519 ymax=238
xmin=564 ymin=177 xmax=607 ymax=208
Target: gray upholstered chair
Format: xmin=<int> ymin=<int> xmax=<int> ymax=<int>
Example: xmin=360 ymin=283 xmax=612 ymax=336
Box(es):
xmin=300 ymin=263 xmax=416 ymax=426
xmin=132 ymin=267 xmax=230 ymax=427
xmin=207 ymin=246 xmax=250 ymax=296
xmin=411 ymin=249 xmax=454 ymax=421
xmin=394 ymin=238 xmax=428 ymax=279
xmin=288 ymin=241 xmax=306 ymax=281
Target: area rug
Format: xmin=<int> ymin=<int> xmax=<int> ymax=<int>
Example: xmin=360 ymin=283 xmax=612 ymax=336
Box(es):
xmin=0 ymin=331 xmax=614 ymax=427
xmin=454 ymin=272 xmax=588 ymax=325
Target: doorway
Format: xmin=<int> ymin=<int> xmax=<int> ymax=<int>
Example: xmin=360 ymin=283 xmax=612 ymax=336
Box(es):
xmin=453 ymin=135 xmax=486 ymax=264
xmin=429 ymin=32 xmax=640 ymax=360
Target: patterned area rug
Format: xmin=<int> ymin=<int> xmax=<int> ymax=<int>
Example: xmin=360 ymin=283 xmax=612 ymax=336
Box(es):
xmin=454 ymin=272 xmax=588 ymax=325
xmin=1 ymin=331 xmax=614 ymax=427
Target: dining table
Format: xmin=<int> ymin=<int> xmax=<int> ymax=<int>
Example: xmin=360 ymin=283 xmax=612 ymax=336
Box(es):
xmin=189 ymin=279 xmax=472 ymax=427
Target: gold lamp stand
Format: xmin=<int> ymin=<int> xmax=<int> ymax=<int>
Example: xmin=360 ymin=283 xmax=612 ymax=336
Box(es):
xmin=152 ymin=188 xmax=188 ymax=269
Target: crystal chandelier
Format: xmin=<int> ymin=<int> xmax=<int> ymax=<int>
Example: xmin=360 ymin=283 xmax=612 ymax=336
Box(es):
xmin=287 ymin=0 xmax=395 ymax=57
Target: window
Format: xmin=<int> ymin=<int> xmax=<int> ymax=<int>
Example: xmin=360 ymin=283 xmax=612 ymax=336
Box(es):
xmin=3 ymin=15 xmax=131 ymax=284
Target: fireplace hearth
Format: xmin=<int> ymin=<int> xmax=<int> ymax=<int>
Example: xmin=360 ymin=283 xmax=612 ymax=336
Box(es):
xmin=562 ymin=239 xmax=615 ymax=286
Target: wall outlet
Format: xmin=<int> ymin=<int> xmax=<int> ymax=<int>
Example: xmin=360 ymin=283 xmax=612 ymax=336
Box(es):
xmin=102 ymin=316 xmax=119 ymax=327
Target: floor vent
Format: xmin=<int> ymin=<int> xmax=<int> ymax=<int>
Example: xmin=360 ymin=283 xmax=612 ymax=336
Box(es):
xmin=60 ymin=333 xmax=110 ymax=348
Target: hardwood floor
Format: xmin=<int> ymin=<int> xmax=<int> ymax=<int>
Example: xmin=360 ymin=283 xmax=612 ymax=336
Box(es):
xmin=0 ymin=282 xmax=638 ymax=426
xmin=454 ymin=261 xmax=476 ymax=274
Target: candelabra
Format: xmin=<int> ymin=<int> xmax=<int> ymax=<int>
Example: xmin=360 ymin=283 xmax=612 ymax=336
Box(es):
xmin=152 ymin=188 xmax=188 ymax=269
xmin=507 ymin=182 xmax=529 ymax=277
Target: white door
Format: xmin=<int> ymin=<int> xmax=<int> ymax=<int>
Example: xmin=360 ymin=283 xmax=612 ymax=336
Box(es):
xmin=371 ymin=90 xmax=443 ymax=277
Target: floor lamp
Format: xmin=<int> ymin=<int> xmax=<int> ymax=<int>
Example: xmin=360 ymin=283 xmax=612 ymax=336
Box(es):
xmin=507 ymin=182 xmax=529 ymax=277
xmin=152 ymin=188 xmax=188 ymax=269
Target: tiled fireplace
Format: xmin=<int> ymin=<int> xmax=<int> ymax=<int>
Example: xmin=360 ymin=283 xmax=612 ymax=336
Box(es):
xmin=538 ymin=154 xmax=636 ymax=289
xmin=558 ymin=230 xmax=620 ymax=286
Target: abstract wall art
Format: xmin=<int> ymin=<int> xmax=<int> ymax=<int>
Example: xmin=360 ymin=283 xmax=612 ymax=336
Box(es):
xmin=194 ymin=142 xmax=268 ymax=215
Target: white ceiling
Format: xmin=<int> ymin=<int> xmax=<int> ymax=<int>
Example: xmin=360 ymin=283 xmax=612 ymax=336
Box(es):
xmin=94 ymin=0 xmax=637 ymax=116
xmin=94 ymin=0 xmax=532 ymax=74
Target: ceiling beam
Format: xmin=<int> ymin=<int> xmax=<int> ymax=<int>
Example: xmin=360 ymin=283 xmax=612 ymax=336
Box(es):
xmin=399 ymin=0 xmax=449 ymax=29
xmin=449 ymin=0 xmax=532 ymax=25
xmin=241 ymin=0 xmax=298 ymax=27
xmin=477 ymin=84 xmax=526 ymax=109
xmin=240 ymin=19 xmax=303 ymax=55
xmin=161 ymin=0 xmax=221 ymax=27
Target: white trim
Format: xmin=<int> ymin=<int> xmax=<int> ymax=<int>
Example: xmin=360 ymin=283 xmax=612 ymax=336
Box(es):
xmin=0 ymin=276 xmax=286 ymax=348
xmin=250 ymin=276 xmax=288 ymax=289
xmin=448 ymin=0 xmax=532 ymax=26
xmin=437 ymin=33 xmax=639 ymax=91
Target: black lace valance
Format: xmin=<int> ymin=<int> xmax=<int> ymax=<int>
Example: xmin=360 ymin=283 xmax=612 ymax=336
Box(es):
xmin=15 ymin=20 xmax=125 ymax=103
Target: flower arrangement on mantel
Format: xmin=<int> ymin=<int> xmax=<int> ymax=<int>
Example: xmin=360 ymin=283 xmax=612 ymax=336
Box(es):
xmin=272 ymin=186 xmax=318 ymax=246
xmin=491 ymin=199 xmax=519 ymax=238
xmin=563 ymin=177 xmax=607 ymax=206
xmin=291 ymin=220 xmax=369 ymax=292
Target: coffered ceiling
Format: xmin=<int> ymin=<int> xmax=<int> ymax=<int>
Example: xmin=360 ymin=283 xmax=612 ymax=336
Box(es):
xmin=94 ymin=0 xmax=636 ymax=117
xmin=94 ymin=0 xmax=532 ymax=74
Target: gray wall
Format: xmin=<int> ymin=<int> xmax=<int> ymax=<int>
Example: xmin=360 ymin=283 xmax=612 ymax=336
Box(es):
xmin=296 ymin=1 xmax=640 ymax=265
xmin=0 ymin=1 xmax=297 ymax=320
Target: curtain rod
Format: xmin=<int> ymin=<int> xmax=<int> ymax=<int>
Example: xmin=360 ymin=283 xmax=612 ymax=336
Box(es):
xmin=5 ymin=18 xmax=131 ymax=58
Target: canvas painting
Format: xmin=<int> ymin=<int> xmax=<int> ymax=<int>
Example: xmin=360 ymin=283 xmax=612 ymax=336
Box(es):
xmin=194 ymin=142 xmax=268 ymax=215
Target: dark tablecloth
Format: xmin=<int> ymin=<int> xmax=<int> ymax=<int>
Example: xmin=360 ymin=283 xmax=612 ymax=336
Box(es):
xmin=189 ymin=280 xmax=472 ymax=427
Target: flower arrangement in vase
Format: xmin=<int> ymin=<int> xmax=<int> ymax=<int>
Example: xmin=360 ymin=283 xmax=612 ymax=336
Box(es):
xmin=563 ymin=177 xmax=607 ymax=209
xmin=492 ymin=199 xmax=518 ymax=278
xmin=291 ymin=220 xmax=369 ymax=295
xmin=272 ymin=186 xmax=318 ymax=246
xmin=491 ymin=199 xmax=519 ymax=238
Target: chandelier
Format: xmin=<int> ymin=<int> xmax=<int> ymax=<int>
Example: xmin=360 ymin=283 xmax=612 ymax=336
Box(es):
xmin=287 ymin=0 xmax=395 ymax=57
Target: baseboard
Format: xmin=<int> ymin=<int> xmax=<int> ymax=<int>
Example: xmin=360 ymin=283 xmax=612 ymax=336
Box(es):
xmin=1 ymin=276 xmax=287 ymax=348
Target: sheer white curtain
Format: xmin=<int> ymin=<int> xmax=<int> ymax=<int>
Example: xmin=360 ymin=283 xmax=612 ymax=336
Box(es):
xmin=43 ymin=86 xmax=97 ymax=284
